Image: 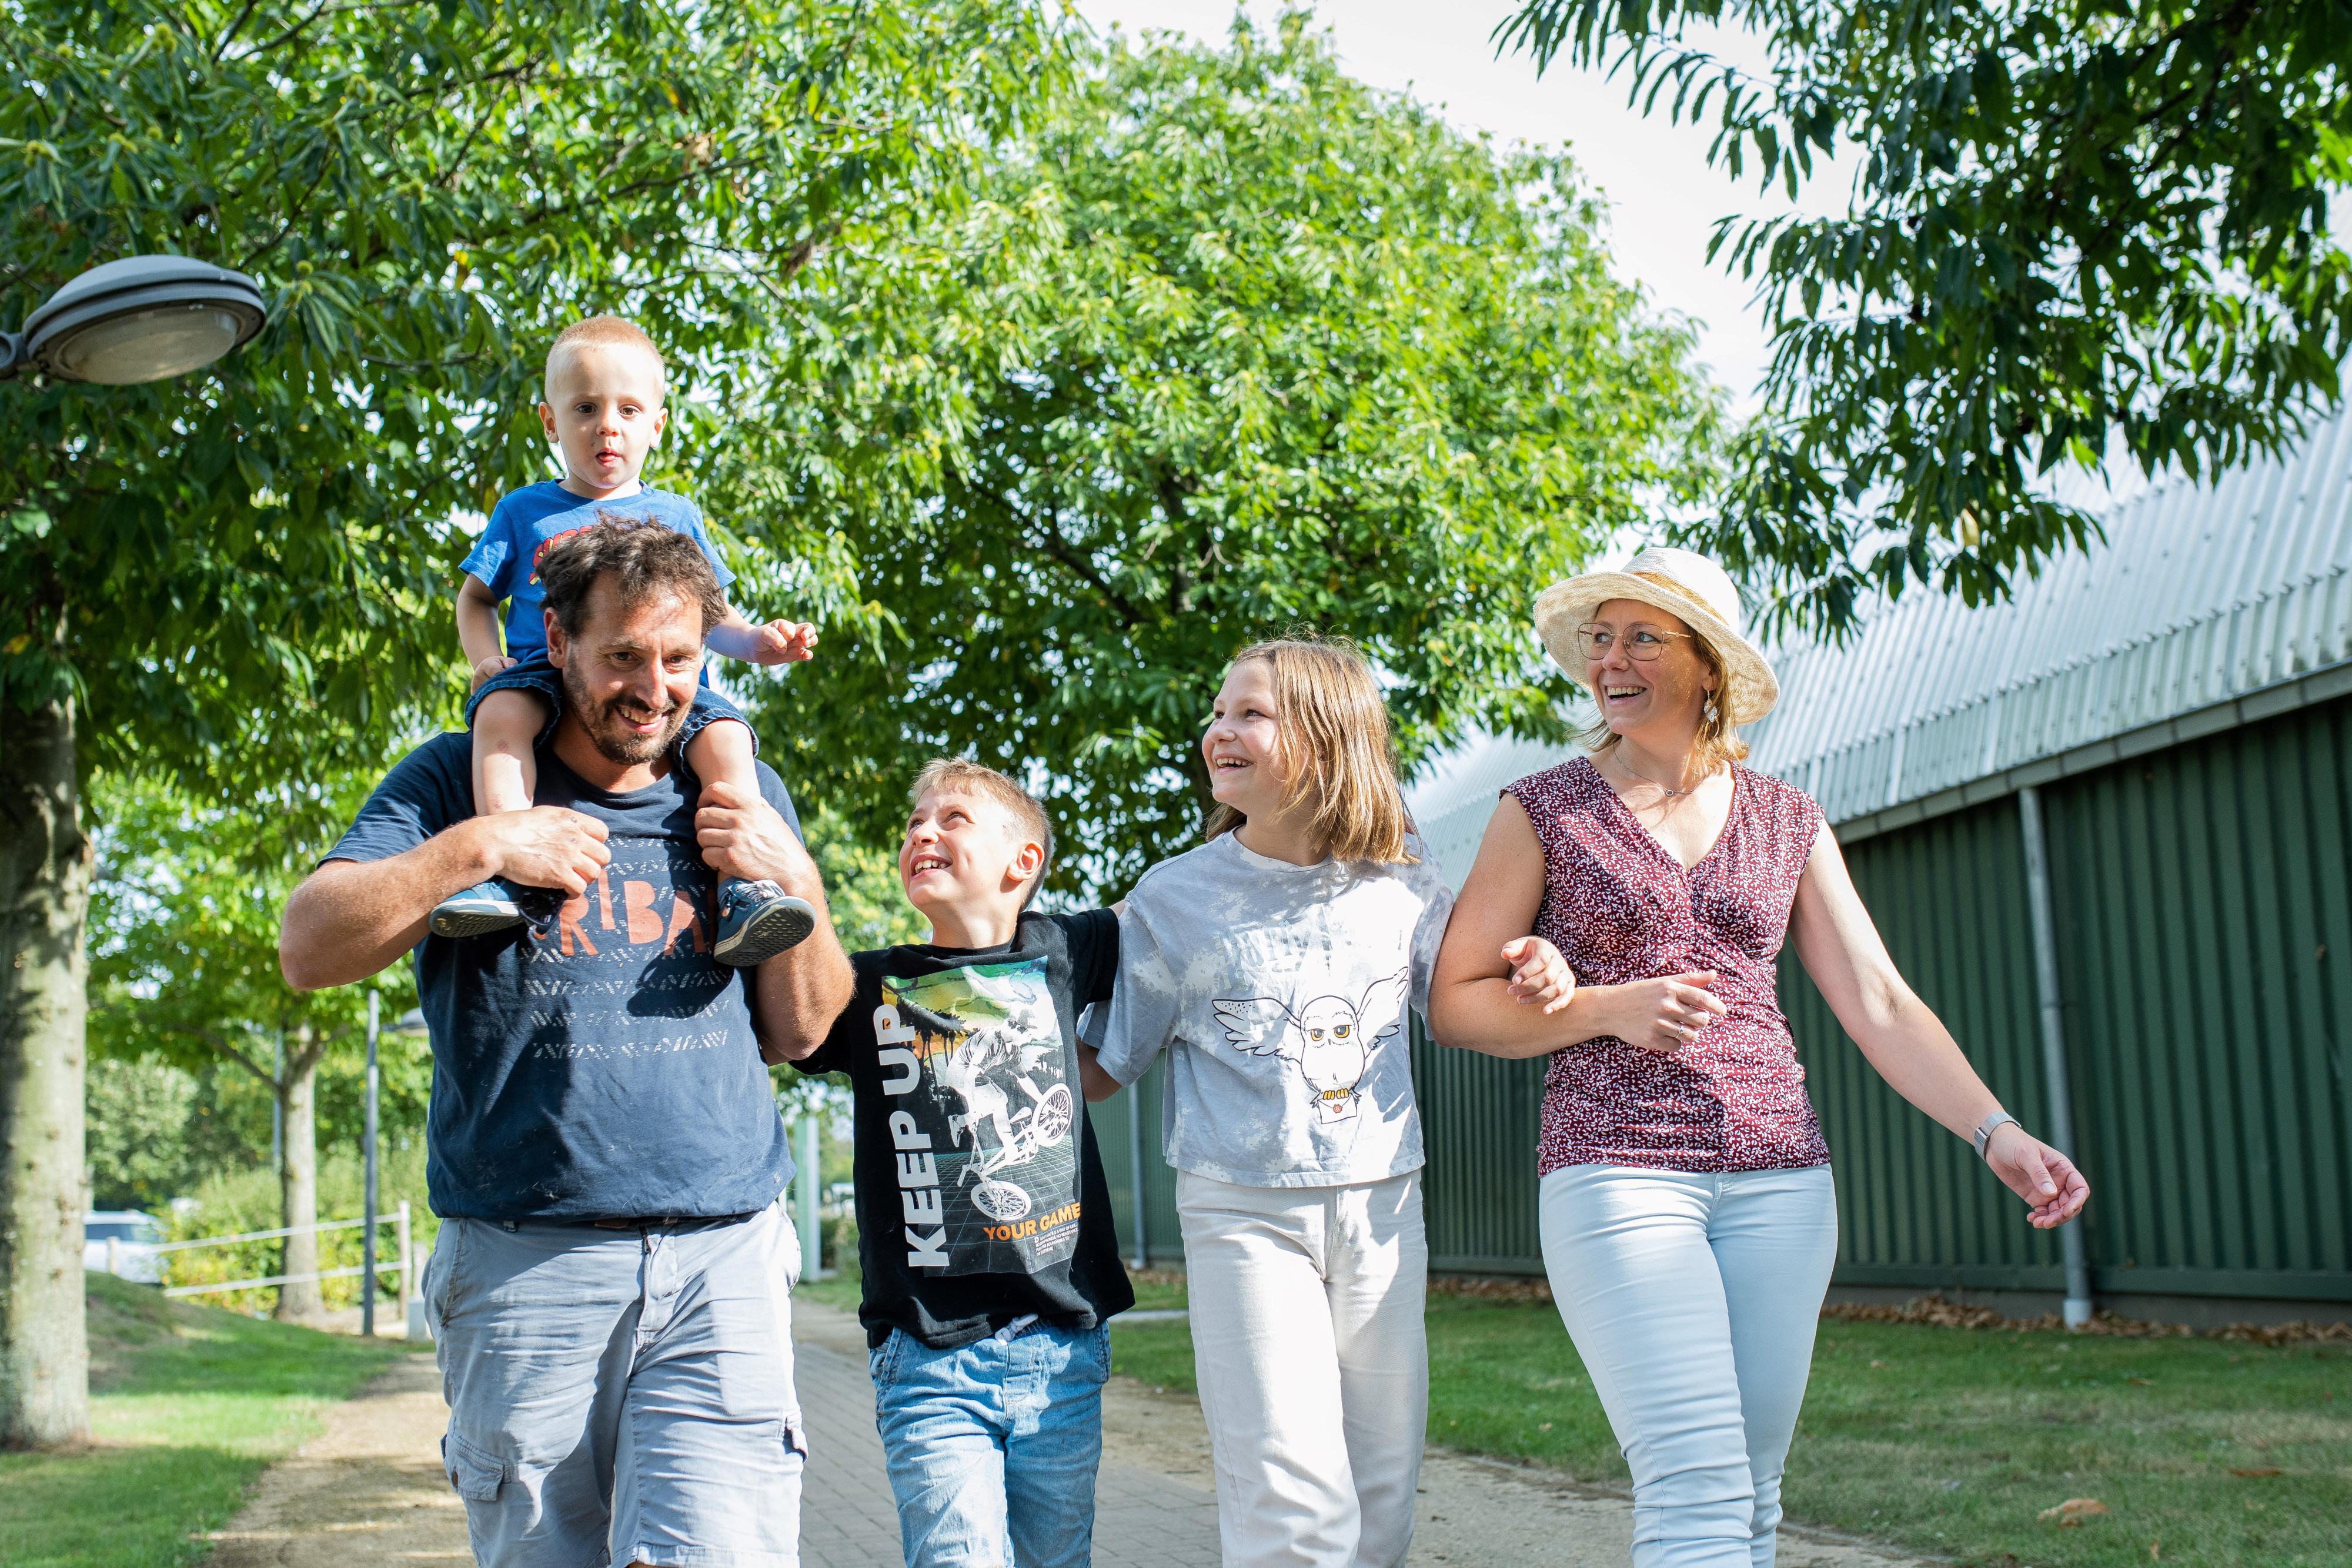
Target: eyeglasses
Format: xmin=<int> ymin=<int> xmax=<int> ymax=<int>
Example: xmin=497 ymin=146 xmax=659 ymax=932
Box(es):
xmin=1574 ymin=623 xmax=1688 ymax=662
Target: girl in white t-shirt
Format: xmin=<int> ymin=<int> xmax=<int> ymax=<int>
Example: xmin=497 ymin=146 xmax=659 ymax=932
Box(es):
xmin=1090 ymin=637 xmax=1570 ymax=1568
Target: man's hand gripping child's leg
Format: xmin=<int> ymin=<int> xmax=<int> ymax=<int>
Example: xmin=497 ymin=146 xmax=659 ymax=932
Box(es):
xmin=430 ymin=688 xmax=569 ymax=938
xmin=689 ymin=717 xmax=814 ymax=966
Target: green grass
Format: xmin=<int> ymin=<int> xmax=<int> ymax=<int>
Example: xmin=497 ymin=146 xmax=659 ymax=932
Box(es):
xmin=1111 ymin=1290 xmax=2352 ymax=1568
xmin=792 ymin=1269 xmax=867 ymax=1315
xmin=0 ymin=1273 xmax=403 ymax=1568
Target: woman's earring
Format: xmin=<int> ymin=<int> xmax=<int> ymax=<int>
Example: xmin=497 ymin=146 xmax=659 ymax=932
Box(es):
xmin=1703 ymin=694 xmax=1720 ymax=725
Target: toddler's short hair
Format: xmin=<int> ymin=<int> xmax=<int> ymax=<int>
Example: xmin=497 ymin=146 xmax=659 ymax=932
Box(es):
xmin=538 ymin=515 xmax=728 ymax=640
xmin=910 ymin=758 xmax=1054 ymax=909
xmin=546 ymin=315 xmax=666 ymax=393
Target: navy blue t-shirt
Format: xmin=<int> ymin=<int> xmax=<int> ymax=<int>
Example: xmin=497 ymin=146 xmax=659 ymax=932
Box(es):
xmin=326 ymin=731 xmax=797 ymax=1221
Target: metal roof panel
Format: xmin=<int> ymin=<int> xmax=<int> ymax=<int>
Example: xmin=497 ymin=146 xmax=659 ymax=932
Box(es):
xmin=1406 ymin=403 xmax=2352 ymax=879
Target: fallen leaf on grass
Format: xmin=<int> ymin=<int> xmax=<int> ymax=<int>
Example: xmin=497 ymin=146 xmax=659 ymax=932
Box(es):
xmin=2227 ymin=1466 xmax=2284 ymax=1477
xmin=2128 ymin=1376 xmax=2152 ymax=1386
xmin=2038 ymin=1497 xmax=2109 ymax=1526
xmin=2149 ymin=1539 xmax=2160 ymax=1561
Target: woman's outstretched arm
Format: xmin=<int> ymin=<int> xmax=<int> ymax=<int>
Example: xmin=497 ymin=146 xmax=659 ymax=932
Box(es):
xmin=1788 ymin=823 xmax=2089 ymax=1228
xmin=1429 ymin=795 xmax=1725 ymax=1058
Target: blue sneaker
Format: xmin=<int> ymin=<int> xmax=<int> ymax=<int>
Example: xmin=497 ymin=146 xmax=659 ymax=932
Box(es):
xmin=711 ymin=878 xmax=816 ymax=967
xmin=429 ymin=878 xmax=564 ymax=939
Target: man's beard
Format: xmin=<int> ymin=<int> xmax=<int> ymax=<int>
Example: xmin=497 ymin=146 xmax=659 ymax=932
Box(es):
xmin=562 ymin=661 xmax=690 ymax=766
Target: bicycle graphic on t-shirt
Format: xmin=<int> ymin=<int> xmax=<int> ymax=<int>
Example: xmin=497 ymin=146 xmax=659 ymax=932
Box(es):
xmin=933 ymin=1009 xmax=1074 ymax=1222
xmin=883 ymin=956 xmax=1084 ymax=1275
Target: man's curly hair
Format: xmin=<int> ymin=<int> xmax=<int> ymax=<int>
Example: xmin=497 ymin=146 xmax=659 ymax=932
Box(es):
xmin=537 ymin=514 xmax=728 ymax=639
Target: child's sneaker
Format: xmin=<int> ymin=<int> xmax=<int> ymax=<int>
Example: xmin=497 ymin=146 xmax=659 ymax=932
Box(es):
xmin=430 ymin=878 xmax=566 ymax=938
xmin=711 ymin=878 xmax=816 ymax=967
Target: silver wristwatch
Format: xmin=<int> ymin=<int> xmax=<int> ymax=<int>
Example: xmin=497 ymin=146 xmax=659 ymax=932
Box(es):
xmin=1972 ymin=1109 xmax=2019 ymax=1162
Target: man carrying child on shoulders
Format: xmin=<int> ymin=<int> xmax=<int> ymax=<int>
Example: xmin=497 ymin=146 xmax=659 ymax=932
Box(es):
xmin=778 ymin=758 xmax=1134 ymax=1568
xmin=280 ymin=520 xmax=853 ymax=1568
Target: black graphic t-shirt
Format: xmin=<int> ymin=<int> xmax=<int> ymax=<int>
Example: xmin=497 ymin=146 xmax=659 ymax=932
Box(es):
xmin=326 ymin=732 xmax=798 ymax=1221
xmin=797 ymin=910 xmax=1135 ymax=1349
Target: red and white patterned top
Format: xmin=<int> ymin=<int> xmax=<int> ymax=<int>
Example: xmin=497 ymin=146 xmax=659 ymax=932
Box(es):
xmin=1506 ymin=757 xmax=1832 ymax=1175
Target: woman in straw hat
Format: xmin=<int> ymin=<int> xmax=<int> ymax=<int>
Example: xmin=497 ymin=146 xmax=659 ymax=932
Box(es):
xmin=1428 ymin=546 xmax=2087 ymax=1567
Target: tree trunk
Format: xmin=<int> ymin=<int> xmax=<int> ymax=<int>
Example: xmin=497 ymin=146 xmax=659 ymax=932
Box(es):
xmin=0 ymin=694 xmax=91 ymax=1447
xmin=275 ymin=1027 xmax=325 ymax=1325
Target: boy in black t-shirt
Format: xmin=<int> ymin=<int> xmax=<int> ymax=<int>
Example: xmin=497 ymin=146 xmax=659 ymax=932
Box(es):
xmin=785 ymin=758 xmax=1131 ymax=1568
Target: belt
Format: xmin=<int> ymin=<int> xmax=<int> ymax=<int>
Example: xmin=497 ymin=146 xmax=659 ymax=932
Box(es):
xmin=584 ymin=1212 xmax=754 ymax=1231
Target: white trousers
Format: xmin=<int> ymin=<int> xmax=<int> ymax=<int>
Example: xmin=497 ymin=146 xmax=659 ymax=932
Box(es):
xmin=1538 ymin=1164 xmax=1838 ymax=1568
xmin=1177 ymin=1168 xmax=1429 ymax=1568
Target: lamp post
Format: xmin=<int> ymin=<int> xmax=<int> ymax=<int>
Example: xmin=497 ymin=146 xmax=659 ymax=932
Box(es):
xmin=3 ymin=255 xmax=266 ymax=385
xmin=363 ymin=992 xmax=380 ymax=1338
xmin=370 ymin=1004 xmax=430 ymax=1339
xmin=0 ymin=252 xmax=270 ymax=1449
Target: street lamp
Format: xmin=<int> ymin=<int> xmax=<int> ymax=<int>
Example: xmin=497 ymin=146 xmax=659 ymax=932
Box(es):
xmin=0 ymin=248 xmax=274 ymax=1453
xmin=2 ymin=255 xmax=266 ymax=385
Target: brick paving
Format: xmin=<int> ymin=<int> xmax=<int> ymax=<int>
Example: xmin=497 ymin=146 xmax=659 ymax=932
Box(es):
xmin=792 ymin=1301 xmax=1222 ymax=1568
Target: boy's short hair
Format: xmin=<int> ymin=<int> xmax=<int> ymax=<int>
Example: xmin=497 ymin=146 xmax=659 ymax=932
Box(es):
xmin=546 ymin=315 xmax=666 ymax=394
xmin=539 ymin=515 xmax=728 ymax=640
xmin=911 ymin=758 xmax=1053 ymax=910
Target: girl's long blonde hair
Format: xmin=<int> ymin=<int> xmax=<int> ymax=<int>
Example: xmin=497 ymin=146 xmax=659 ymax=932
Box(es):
xmin=1204 ymin=636 xmax=1415 ymax=865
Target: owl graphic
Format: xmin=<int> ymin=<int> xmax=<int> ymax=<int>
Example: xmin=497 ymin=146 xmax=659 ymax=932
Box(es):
xmin=1211 ymin=969 xmax=1411 ymax=1124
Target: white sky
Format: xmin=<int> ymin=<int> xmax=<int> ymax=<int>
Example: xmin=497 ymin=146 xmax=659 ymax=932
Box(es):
xmin=1072 ymin=0 xmax=1858 ymax=413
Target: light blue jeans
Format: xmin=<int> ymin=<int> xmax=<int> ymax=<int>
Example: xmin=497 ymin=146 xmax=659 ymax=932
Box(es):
xmin=425 ymin=1198 xmax=805 ymax=1568
xmin=1539 ymin=1164 xmax=1839 ymax=1568
xmin=868 ymin=1318 xmax=1111 ymax=1567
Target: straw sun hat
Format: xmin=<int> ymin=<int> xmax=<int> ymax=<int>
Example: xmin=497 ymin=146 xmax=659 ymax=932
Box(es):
xmin=1531 ymin=546 xmax=1781 ymax=727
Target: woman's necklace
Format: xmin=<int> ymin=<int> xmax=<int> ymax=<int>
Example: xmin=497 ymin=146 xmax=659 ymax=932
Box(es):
xmin=1609 ymin=751 xmax=1707 ymax=801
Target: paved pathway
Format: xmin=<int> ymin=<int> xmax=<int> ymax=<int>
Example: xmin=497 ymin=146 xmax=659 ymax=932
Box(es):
xmin=200 ymin=1350 xmax=467 ymax=1568
xmin=195 ymin=1302 xmax=1930 ymax=1568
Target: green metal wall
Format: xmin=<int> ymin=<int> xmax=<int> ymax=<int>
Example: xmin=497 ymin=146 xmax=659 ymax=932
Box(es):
xmin=2041 ymin=701 xmax=2352 ymax=1303
xmin=1780 ymin=694 xmax=2352 ymax=1305
xmin=1409 ymin=1027 xmax=1547 ymax=1274
xmin=1778 ymin=797 xmax=2071 ymax=1292
xmin=1094 ymin=695 xmax=2352 ymax=1305
xmin=1091 ymin=1058 xmax=1184 ymax=1266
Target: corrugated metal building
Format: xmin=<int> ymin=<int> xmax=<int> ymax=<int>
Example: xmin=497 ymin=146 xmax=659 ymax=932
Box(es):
xmin=1097 ymin=406 xmax=2352 ymax=1322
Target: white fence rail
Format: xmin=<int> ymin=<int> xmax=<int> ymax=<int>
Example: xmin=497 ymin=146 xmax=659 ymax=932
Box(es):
xmin=149 ymin=1216 xmax=372 ymax=1253
xmin=105 ymin=1202 xmax=420 ymax=1335
xmin=161 ymin=1259 xmax=404 ymax=1298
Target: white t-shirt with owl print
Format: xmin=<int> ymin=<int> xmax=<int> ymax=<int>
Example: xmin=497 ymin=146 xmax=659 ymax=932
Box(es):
xmin=1092 ymin=831 xmax=1454 ymax=1188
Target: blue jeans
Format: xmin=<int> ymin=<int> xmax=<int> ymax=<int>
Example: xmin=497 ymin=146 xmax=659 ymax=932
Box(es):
xmin=1539 ymin=1164 xmax=1839 ymax=1568
xmin=868 ymin=1319 xmax=1111 ymax=1568
xmin=467 ymin=651 xmax=753 ymax=776
xmin=424 ymin=1198 xmax=806 ymax=1567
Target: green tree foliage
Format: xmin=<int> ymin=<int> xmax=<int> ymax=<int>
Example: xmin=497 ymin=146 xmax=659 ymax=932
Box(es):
xmin=86 ymin=1052 xmax=417 ymax=1211
xmin=2 ymin=0 xmax=1057 ymax=788
xmin=807 ymin=805 xmax=931 ymax=952
xmin=89 ymin=774 xmax=412 ymax=1090
xmin=88 ymin=771 xmax=423 ymax=1318
xmin=2 ymin=0 xmax=1058 ymax=1430
xmin=83 ymin=1058 xmax=199 ymax=1212
xmin=766 ymin=14 xmax=1723 ymax=891
xmin=1499 ymin=1 xmax=2352 ymax=630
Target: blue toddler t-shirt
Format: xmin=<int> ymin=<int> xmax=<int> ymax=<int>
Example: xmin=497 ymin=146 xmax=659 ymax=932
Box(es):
xmin=461 ymin=481 xmax=735 ymax=660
